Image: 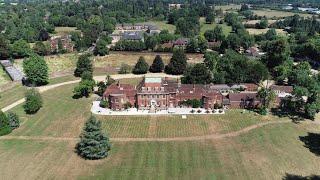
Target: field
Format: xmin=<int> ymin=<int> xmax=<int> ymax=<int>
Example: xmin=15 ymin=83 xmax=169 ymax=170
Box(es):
xmin=246 ymin=28 xmax=287 ymax=35
xmin=253 ymin=9 xmax=312 ymax=18
xmin=14 ymin=53 xmax=79 ymax=76
xmin=0 ymin=82 xmax=319 ymax=179
xmin=95 ymin=52 xmax=204 ymax=69
xmin=199 ymin=17 xmax=232 ymax=35
xmin=215 ymin=4 xmax=241 ymax=12
xmin=54 ymin=27 xmax=80 ymax=36
xmin=144 ymin=21 xmax=176 ymax=33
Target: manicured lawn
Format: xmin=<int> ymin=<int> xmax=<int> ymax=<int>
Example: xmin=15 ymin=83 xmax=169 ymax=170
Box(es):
xmin=10 ymin=84 xmax=92 ymax=137
xmin=1 ymin=83 xmax=320 ymax=179
xmin=0 ymin=84 xmax=27 ymax=109
xmin=0 ymin=75 xmax=79 ymax=110
xmin=98 ymin=110 xmax=289 ymax=138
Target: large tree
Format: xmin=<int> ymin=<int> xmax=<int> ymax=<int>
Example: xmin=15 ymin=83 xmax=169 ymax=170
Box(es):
xmin=132 ymin=56 xmax=149 ymax=74
xmin=74 ymin=54 xmax=93 ymax=77
xmin=76 ymin=116 xmax=111 ymax=160
xmin=165 ymin=48 xmax=187 ymax=75
xmin=11 ymin=39 xmax=32 ymax=58
xmin=149 ymin=55 xmax=164 ymax=73
xmin=94 ymin=39 xmax=109 ymax=56
xmin=0 ymin=35 xmax=10 ymax=59
xmin=23 ymin=54 xmax=49 ymax=86
xmin=204 ymin=26 xmax=225 ymax=42
xmin=262 ymin=38 xmax=290 ymax=71
xmin=181 ymin=63 xmax=213 ymax=84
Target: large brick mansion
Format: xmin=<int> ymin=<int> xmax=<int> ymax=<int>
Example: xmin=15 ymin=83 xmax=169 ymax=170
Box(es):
xmin=103 ymin=77 xmax=293 ymax=111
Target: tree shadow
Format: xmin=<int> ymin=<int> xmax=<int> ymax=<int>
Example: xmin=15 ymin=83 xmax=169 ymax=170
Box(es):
xmin=271 ymin=108 xmax=305 ymax=124
xmin=299 ymin=132 xmax=320 ymax=156
xmin=283 ymin=173 xmax=320 ymax=180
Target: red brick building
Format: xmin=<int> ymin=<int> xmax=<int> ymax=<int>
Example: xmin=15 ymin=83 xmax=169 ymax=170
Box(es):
xmin=103 ymin=77 xmax=224 ymax=111
xmin=103 ymin=82 xmax=136 ymax=110
xmin=227 ymin=92 xmax=261 ymax=109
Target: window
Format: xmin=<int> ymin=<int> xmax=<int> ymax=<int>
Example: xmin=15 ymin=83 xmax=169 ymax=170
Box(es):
xmin=163 ymin=95 xmax=165 ymax=99
xmin=157 ymin=95 xmax=160 ymax=99
xmin=115 ymin=98 xmax=118 ymax=103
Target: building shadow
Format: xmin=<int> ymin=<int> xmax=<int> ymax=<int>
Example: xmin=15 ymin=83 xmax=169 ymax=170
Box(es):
xmin=299 ymin=132 xmax=320 ymax=156
xmin=283 ymin=173 xmax=320 ymax=180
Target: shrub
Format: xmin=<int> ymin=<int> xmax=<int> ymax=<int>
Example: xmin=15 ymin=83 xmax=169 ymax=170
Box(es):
xmin=99 ymin=100 xmax=109 ymax=108
xmin=7 ymin=112 xmax=20 ymax=129
xmin=197 ymin=109 xmax=202 ymax=113
xmin=23 ymin=88 xmax=43 ymax=114
xmin=214 ymin=103 xmax=220 ymax=109
xmin=190 ymin=109 xmax=195 ymax=113
xmin=76 ymin=116 xmax=111 ymax=160
xmin=123 ymin=102 xmax=132 ymax=109
xmin=118 ymin=63 xmax=132 ymax=74
xmin=73 ymin=79 xmax=95 ymax=98
xmin=0 ymin=111 xmax=11 ymax=136
xmin=258 ymin=107 xmax=268 ymax=115
xmin=96 ymin=81 xmax=107 ymax=96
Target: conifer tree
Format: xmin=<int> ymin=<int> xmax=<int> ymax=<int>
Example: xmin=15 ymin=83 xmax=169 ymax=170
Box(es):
xmin=132 ymin=56 xmax=149 ymax=74
xmin=76 ymin=116 xmax=111 ymax=160
xmin=149 ymin=55 xmax=164 ymax=73
xmin=165 ymin=48 xmax=187 ymax=75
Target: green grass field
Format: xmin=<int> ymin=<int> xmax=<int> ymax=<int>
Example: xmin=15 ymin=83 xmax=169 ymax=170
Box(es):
xmin=0 ymin=82 xmax=320 ymax=179
xmin=144 ymin=21 xmax=176 ymax=33
xmin=0 ymin=67 xmax=11 ymax=86
xmin=253 ymin=9 xmax=312 ymax=18
xmin=199 ymin=17 xmax=232 ymax=36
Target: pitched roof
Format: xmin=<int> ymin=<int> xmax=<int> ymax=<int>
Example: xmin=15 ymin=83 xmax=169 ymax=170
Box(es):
xmin=270 ymin=85 xmax=293 ymax=93
xmin=229 ymin=92 xmax=260 ymax=102
xmin=104 ymin=83 xmax=136 ymax=97
xmin=123 ymin=31 xmax=143 ymax=40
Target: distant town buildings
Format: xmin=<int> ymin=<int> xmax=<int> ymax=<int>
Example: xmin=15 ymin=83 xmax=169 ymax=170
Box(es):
xmin=110 ymin=23 xmax=161 ymax=44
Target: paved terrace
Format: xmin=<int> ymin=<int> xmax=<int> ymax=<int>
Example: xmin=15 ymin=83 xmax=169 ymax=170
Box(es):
xmin=0 ymin=60 xmax=24 ymax=81
xmin=91 ymin=101 xmax=225 ymax=116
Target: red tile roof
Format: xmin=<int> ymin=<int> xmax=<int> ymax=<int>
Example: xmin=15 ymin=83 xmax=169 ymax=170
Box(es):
xmin=229 ymin=92 xmax=260 ymax=102
xmin=103 ymin=83 xmax=136 ymax=97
